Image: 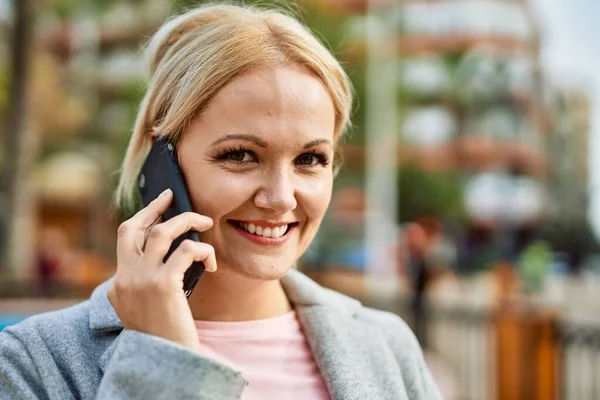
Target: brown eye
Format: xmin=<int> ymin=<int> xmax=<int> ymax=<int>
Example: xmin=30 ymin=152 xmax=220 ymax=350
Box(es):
xmin=296 ymin=151 xmax=329 ymax=167
xmin=217 ymin=148 xmax=257 ymax=163
xmin=297 ymin=154 xmax=319 ymax=166
xmin=227 ymin=151 xmax=248 ymax=162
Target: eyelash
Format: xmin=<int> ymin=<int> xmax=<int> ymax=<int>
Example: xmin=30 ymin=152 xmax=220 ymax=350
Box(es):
xmin=214 ymin=146 xmax=330 ymax=167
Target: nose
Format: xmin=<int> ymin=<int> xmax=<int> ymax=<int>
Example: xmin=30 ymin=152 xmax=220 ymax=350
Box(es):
xmin=254 ymin=168 xmax=297 ymax=214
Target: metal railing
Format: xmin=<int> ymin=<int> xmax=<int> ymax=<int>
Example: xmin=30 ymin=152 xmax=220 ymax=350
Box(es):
xmin=427 ymin=304 xmax=600 ymax=400
xmin=429 ymin=306 xmax=494 ymax=400
xmin=560 ymin=323 xmax=600 ymax=400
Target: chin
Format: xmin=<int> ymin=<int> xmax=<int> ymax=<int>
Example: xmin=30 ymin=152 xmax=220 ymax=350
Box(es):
xmin=228 ymin=256 xmax=295 ymax=281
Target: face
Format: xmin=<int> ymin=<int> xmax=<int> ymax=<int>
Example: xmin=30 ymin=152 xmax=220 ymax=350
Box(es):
xmin=177 ymin=66 xmax=336 ymax=281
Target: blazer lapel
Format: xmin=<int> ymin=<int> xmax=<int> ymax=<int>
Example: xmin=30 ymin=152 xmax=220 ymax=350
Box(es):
xmin=98 ymin=333 xmax=122 ymax=374
xmin=283 ymin=271 xmax=408 ymax=400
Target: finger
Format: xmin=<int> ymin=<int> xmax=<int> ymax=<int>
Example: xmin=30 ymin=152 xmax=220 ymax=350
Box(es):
xmin=163 ymin=240 xmax=217 ymax=276
xmin=143 ymin=212 xmax=213 ymax=263
xmin=142 ymin=215 xmax=163 ymax=251
xmin=116 ymin=189 xmax=173 ymax=262
xmin=131 ymin=189 xmax=174 ymax=232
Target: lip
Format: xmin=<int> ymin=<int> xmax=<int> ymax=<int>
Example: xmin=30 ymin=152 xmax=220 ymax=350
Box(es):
xmin=228 ymin=221 xmax=295 ymax=246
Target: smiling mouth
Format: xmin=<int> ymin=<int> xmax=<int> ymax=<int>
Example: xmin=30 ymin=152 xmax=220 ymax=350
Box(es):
xmin=228 ymin=220 xmax=299 ymax=239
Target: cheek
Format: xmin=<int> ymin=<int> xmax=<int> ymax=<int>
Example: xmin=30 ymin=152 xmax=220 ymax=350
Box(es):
xmin=297 ymin=176 xmax=333 ymax=223
xmin=186 ymin=167 xmax=333 ymax=224
xmin=186 ymin=171 xmax=254 ymax=218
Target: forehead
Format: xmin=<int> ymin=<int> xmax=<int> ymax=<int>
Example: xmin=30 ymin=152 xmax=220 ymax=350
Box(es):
xmin=188 ymin=66 xmax=336 ymax=145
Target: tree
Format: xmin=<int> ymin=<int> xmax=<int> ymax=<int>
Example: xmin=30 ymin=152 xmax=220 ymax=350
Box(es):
xmin=1 ymin=0 xmax=38 ymax=278
xmin=396 ymin=163 xmax=465 ymax=223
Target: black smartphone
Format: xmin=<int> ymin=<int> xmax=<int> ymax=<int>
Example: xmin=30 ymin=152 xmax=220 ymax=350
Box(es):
xmin=137 ymin=136 xmax=204 ymax=298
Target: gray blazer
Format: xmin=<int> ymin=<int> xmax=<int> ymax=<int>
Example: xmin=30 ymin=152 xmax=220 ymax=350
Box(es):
xmin=0 ymin=269 xmax=442 ymax=399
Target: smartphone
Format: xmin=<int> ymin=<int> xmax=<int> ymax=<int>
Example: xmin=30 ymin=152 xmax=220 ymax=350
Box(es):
xmin=137 ymin=136 xmax=204 ymax=298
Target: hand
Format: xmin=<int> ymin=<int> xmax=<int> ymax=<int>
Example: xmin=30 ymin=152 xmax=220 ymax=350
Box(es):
xmin=108 ymin=189 xmax=217 ymax=351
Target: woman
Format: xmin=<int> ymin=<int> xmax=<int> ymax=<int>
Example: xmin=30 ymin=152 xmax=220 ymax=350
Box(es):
xmin=0 ymin=4 xmax=442 ymax=399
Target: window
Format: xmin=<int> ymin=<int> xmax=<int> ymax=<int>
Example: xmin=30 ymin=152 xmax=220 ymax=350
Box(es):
xmin=402 ymin=106 xmax=456 ymax=146
xmin=402 ymin=0 xmax=533 ymax=40
xmin=401 ymin=56 xmax=451 ymax=96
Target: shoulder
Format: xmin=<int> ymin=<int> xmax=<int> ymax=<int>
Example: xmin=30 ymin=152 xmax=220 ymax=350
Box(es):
xmin=2 ymin=277 xmax=121 ymax=355
xmin=352 ymin=305 xmax=442 ymax=398
xmin=1 ymin=300 xmax=110 ymax=363
xmin=354 ymin=305 xmax=410 ymax=330
xmin=3 ymin=300 xmax=91 ymax=341
xmin=354 ymin=305 xmax=422 ymax=356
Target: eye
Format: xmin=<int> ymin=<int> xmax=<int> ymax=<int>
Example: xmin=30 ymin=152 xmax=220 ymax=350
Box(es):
xmin=215 ymin=147 xmax=257 ymax=164
xmin=296 ymin=151 xmax=330 ymax=167
xmin=225 ymin=150 xmax=254 ymax=162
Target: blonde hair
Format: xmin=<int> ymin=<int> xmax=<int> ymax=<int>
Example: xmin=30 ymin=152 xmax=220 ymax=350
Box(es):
xmin=114 ymin=3 xmax=353 ymax=213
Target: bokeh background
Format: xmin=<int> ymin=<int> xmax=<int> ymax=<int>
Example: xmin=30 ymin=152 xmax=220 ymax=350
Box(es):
xmin=1 ymin=0 xmax=599 ymax=398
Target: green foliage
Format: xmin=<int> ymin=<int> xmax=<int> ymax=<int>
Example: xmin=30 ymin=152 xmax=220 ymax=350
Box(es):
xmin=172 ymin=0 xmax=302 ymax=14
xmin=299 ymin=3 xmax=353 ymax=55
xmin=396 ymin=163 xmax=465 ymax=223
xmin=343 ymin=64 xmax=366 ymax=144
xmin=46 ymin=0 xmax=121 ymax=17
xmin=441 ymin=50 xmax=465 ymax=70
xmin=519 ymin=240 xmax=552 ymax=293
xmin=120 ymin=78 xmax=147 ymax=105
xmin=0 ymin=63 xmax=7 ymax=112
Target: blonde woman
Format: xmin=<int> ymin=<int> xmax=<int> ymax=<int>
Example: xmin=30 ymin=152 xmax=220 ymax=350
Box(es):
xmin=0 ymin=4 xmax=442 ymax=399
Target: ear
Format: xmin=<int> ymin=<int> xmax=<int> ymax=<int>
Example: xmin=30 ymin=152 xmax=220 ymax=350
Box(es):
xmin=149 ymin=131 xmax=158 ymax=144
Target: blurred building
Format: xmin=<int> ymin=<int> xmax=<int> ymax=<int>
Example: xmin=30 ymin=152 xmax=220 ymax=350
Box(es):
xmin=38 ymin=0 xmax=175 ymax=288
xmin=0 ymin=0 xmax=172 ymax=287
xmin=344 ymin=0 xmax=549 ymax=226
xmin=0 ymin=0 xmax=593 ymax=283
xmin=545 ymin=85 xmax=591 ymax=221
xmin=304 ymin=0 xmax=588 ymax=277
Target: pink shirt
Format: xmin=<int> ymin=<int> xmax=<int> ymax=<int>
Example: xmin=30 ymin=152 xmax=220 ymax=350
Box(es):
xmin=194 ymin=311 xmax=330 ymax=400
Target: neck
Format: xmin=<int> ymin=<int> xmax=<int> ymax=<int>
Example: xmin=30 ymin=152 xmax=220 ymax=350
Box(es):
xmin=187 ymin=269 xmax=293 ymax=322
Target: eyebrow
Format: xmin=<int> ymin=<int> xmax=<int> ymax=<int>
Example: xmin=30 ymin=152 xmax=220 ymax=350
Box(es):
xmin=210 ymin=134 xmax=332 ymax=149
xmin=303 ymin=139 xmax=332 ymax=149
xmin=210 ymin=134 xmax=267 ymax=148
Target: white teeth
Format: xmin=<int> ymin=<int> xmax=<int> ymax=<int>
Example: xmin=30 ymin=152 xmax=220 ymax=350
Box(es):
xmin=237 ymin=222 xmax=289 ymax=238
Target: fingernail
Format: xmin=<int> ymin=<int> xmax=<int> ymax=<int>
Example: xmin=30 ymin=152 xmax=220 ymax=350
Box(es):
xmin=159 ymin=188 xmax=172 ymax=198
